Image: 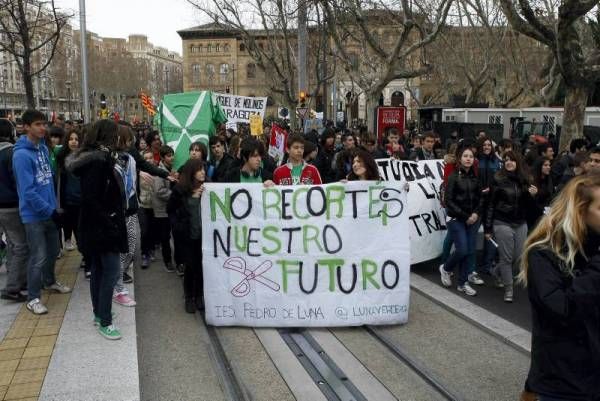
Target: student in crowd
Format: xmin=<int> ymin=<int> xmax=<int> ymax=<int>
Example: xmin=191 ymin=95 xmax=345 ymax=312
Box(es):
xmin=520 ymin=173 xmax=600 ymax=400
xmin=66 ymin=119 xmax=126 ymax=339
xmin=223 ymin=137 xmax=274 ymax=183
xmin=56 ymin=129 xmax=81 ymax=253
xmin=112 ymin=125 xmax=138 ymax=307
xmin=477 ymin=137 xmax=501 ymax=275
xmin=152 ymin=145 xmax=175 ymax=272
xmin=47 ymin=126 xmax=64 ymax=175
xmin=209 ymin=135 xmax=236 ymax=182
xmin=362 ymin=135 xmax=387 ymax=160
xmin=273 ymin=135 xmax=322 ymax=185
xmin=139 ymin=150 xmax=155 ymax=269
xmin=168 ymin=159 xmax=208 ymax=313
xmin=146 ymin=131 xmax=162 ymax=164
xmin=13 ymin=110 xmax=71 ymax=315
xmin=584 ymin=147 xmax=600 ymax=175
xmin=303 ymin=141 xmax=318 ymax=164
xmin=0 ymin=119 xmax=29 ymax=302
xmin=346 ymin=149 xmax=381 ymax=181
xmin=385 ymin=128 xmax=405 ymax=159
xmin=439 ymin=145 xmax=483 ymax=296
xmin=409 ymin=131 xmax=436 ymax=161
xmin=314 ymin=129 xmax=336 ymax=183
xmin=484 ymin=151 xmax=537 ymax=302
xmin=551 ymin=138 xmax=587 ymax=184
xmin=333 ymin=132 xmax=356 ymax=181
xmin=537 ymin=142 xmax=555 ymax=161
xmin=530 ymin=157 xmax=554 ymax=227
xmin=557 ymin=151 xmax=590 ymax=192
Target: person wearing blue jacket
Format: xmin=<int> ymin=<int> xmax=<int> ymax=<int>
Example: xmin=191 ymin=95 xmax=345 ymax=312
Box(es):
xmin=12 ymin=110 xmax=71 ymax=316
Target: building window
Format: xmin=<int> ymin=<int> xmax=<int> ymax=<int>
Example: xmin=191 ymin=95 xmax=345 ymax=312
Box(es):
xmin=224 ymin=44 xmax=230 ymax=52
xmin=192 ymin=64 xmax=201 ymax=84
xmin=488 ymin=114 xmax=502 ymax=124
xmin=239 ymin=43 xmax=245 ymax=52
xmin=207 ymin=44 xmax=212 ymax=53
xmin=215 ymin=44 xmax=220 ymax=52
xmin=247 ymin=63 xmax=256 ymax=79
xmin=190 ymin=45 xmax=197 ymax=53
xmin=219 ymin=63 xmax=229 ymax=83
xmin=206 ymin=63 xmax=215 ymax=79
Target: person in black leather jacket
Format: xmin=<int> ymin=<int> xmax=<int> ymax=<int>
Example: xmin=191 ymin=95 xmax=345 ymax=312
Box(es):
xmin=439 ymin=146 xmax=483 ymax=296
xmin=484 ymin=151 xmax=537 ymax=302
xmin=520 ymin=173 xmax=600 ymax=401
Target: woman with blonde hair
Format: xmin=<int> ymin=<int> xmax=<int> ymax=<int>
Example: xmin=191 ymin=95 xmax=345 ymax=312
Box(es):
xmin=520 ymin=173 xmax=600 ymax=400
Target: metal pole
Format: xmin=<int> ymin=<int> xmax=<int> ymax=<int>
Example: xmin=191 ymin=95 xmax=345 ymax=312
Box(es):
xmin=79 ymin=0 xmax=90 ymax=123
xmin=297 ymin=0 xmax=307 ymax=96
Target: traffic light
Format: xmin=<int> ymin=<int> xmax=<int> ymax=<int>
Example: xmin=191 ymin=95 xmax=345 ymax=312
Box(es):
xmin=299 ymin=91 xmax=307 ymax=106
xmin=226 ymin=86 xmax=230 ymax=93
xmin=100 ymin=93 xmax=107 ymax=110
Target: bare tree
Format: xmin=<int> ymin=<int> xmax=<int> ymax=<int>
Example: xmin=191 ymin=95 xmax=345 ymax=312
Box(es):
xmin=0 ymin=0 xmax=72 ymax=108
xmin=319 ymin=0 xmax=452 ymax=129
xmin=499 ymin=0 xmax=600 ymax=150
xmin=428 ymin=0 xmax=549 ymax=107
xmin=188 ymin=0 xmax=335 ymax=128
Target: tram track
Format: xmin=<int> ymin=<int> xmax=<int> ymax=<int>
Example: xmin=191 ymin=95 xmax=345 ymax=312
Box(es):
xmin=203 ymin=320 xmax=252 ymax=401
xmin=197 ymin=288 xmax=529 ymax=401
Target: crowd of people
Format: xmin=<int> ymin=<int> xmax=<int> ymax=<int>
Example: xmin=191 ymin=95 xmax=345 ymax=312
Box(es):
xmin=1 ymin=110 xmax=600 ymax=399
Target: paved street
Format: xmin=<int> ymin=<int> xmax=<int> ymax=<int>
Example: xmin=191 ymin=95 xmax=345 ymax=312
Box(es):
xmin=413 ymin=258 xmax=531 ymax=331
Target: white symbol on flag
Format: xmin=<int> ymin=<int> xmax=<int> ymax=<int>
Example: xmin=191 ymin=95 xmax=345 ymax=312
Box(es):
xmin=161 ymin=92 xmax=210 ymax=150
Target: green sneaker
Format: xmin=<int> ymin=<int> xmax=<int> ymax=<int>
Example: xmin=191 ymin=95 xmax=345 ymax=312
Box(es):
xmin=93 ymin=312 xmax=116 ymax=326
xmin=98 ymin=324 xmax=121 ymax=340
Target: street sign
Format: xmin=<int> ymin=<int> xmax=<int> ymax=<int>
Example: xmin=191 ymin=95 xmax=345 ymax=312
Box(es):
xmin=296 ymin=107 xmax=309 ymax=119
xmin=375 ymin=106 xmax=406 ymax=143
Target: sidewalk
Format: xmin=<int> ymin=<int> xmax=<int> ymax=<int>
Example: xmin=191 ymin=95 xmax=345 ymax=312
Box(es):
xmin=0 ymin=251 xmax=140 ymax=401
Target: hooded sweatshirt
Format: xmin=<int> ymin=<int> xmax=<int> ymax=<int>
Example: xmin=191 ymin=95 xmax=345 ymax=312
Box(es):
xmin=12 ymin=135 xmax=56 ymax=223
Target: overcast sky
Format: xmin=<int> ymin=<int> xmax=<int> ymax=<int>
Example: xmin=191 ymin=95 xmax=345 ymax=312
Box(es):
xmin=54 ymin=0 xmax=208 ymax=54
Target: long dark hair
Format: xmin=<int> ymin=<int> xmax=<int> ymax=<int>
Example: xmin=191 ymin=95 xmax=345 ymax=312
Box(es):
xmin=177 ymin=158 xmax=210 ymax=196
xmin=497 ymin=150 xmax=531 ymax=185
xmin=56 ymin=129 xmax=80 ymax=169
xmin=347 ymin=149 xmax=380 ymax=181
xmin=532 ymin=156 xmax=552 ymax=186
xmin=83 ymin=119 xmax=119 ymax=151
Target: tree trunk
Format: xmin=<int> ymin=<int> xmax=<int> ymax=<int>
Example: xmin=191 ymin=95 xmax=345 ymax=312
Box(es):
xmin=24 ymin=72 xmax=35 ymax=109
xmin=365 ymin=91 xmax=380 ymax=134
xmin=559 ymin=84 xmax=589 ymax=153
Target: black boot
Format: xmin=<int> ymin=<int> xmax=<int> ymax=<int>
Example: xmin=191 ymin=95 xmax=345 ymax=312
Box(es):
xmin=185 ymin=297 xmax=195 ymax=314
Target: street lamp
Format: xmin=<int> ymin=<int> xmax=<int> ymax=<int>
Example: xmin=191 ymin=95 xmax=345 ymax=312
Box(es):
xmin=0 ymin=76 xmax=7 ymax=118
xmin=65 ymin=80 xmax=72 ymax=119
xmin=230 ymin=63 xmax=236 ymax=94
xmin=164 ymin=67 xmax=169 ymax=94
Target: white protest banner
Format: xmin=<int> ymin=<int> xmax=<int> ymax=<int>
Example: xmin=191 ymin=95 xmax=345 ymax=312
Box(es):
xmin=213 ymin=93 xmax=267 ymax=124
xmin=202 ymin=181 xmax=410 ymax=327
xmin=377 ymin=159 xmax=447 ymax=264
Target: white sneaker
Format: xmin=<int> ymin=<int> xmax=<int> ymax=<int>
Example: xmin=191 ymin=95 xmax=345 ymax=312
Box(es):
xmin=26 ymin=298 xmax=48 ymax=315
xmin=468 ymin=272 xmax=485 ymax=285
xmin=44 ymin=281 xmax=72 ymax=294
xmin=439 ymin=265 xmax=452 ymax=287
xmin=457 ymin=283 xmax=477 ymax=296
xmin=65 ymin=240 xmax=75 ymax=251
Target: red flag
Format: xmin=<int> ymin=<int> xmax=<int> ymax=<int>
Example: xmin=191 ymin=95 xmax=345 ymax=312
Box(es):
xmin=268 ymin=123 xmax=288 ymax=165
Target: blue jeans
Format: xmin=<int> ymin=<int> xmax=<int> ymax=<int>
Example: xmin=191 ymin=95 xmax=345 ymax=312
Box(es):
xmin=24 ymin=220 xmax=59 ymax=301
xmin=443 ymin=219 xmax=478 ymax=286
xmin=441 ymin=229 xmax=478 ymax=276
xmin=90 ymin=252 xmax=121 ymax=327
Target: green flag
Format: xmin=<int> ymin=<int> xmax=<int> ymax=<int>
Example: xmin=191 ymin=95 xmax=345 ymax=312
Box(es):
xmin=155 ymin=91 xmax=226 ymax=171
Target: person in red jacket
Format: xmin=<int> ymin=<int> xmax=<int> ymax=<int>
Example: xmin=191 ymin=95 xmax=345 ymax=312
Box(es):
xmin=273 ymin=134 xmax=322 ymax=185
